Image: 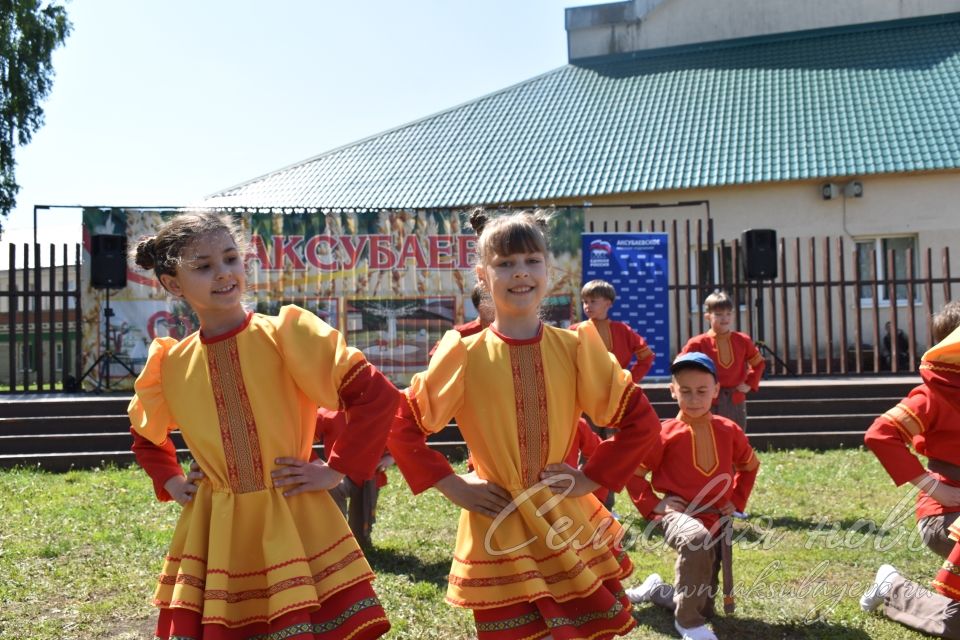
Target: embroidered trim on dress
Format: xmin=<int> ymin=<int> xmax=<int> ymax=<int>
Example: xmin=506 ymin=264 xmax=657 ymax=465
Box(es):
xmin=207 ymin=337 xmax=266 ymax=494
xmin=510 ymin=343 xmax=549 ymax=488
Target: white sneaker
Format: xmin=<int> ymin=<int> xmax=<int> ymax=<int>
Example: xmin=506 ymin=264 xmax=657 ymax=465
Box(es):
xmin=674 ymin=620 xmax=718 ymax=640
xmin=733 ymin=510 xmax=749 ymax=520
xmin=625 ymin=573 xmax=664 ymax=604
xmin=860 ymin=564 xmax=899 ymax=612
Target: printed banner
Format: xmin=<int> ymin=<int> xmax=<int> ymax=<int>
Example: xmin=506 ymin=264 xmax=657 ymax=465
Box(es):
xmin=581 ymin=232 xmax=670 ymax=378
xmin=80 ymin=207 xmax=583 ymax=389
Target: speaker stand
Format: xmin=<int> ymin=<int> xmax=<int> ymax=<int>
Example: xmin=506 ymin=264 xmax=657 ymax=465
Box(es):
xmin=752 ymin=280 xmax=793 ymax=376
xmin=78 ymin=287 xmax=137 ymax=392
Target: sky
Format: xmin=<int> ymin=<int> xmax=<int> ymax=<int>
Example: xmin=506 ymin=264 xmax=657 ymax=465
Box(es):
xmin=3 ymin=0 xmax=591 ymax=265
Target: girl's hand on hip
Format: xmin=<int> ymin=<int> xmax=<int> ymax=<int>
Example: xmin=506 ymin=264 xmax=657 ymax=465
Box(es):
xmin=164 ymin=472 xmax=201 ymax=506
xmin=273 ymin=458 xmax=345 ymax=497
xmin=540 ymin=463 xmax=600 ymax=497
xmin=435 ymin=472 xmax=512 ymax=518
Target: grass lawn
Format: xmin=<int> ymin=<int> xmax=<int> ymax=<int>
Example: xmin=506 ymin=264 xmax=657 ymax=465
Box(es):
xmin=0 ymin=448 xmax=943 ymax=639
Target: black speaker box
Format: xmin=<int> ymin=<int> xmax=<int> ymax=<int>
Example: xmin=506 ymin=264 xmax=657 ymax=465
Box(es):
xmin=91 ymin=234 xmax=128 ymax=289
xmin=741 ymin=229 xmax=778 ymax=280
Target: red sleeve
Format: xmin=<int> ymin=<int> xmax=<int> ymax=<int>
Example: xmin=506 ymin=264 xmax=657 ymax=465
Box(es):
xmin=577 ymin=418 xmax=602 ymax=459
xmin=680 ymin=336 xmax=702 ymax=355
xmin=130 ymin=428 xmax=183 ymax=502
xmin=324 ymin=362 xmax=400 ymax=481
xmin=730 ymin=427 xmax=760 ymax=512
xmin=864 ymin=387 xmax=932 ymax=486
xmin=581 ymin=385 xmax=661 ymax=492
xmin=387 ymin=391 xmax=457 ymax=494
xmin=743 ymin=336 xmax=765 ymax=391
xmin=625 ymin=440 xmax=664 ymax=519
xmin=630 ymin=335 xmax=655 ymax=382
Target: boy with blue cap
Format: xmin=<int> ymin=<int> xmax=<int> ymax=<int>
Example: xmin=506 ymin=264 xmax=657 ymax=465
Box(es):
xmin=625 ymin=352 xmax=760 ymax=640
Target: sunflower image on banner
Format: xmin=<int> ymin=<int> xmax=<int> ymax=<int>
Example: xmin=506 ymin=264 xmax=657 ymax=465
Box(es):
xmin=80 ymin=207 xmax=583 ymax=389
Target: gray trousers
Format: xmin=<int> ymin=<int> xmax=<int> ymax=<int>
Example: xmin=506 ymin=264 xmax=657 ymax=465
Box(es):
xmin=715 ymin=388 xmax=748 ymax=432
xmin=329 ymin=477 xmax=379 ymax=547
xmin=647 ymin=511 xmax=721 ymax=628
xmin=882 ymin=512 xmax=960 ymax=638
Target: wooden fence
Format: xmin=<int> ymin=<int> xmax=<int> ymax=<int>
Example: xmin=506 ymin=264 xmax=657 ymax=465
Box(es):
xmin=587 ymin=216 xmax=959 ymax=376
xmin=3 ymin=226 xmax=958 ymax=392
xmin=1 ymin=243 xmax=82 ymax=392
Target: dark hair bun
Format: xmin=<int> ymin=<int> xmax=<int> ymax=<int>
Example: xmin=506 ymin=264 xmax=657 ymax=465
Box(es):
xmin=468 ymin=208 xmax=488 ymax=235
xmin=134 ymin=237 xmax=157 ymax=270
xmin=532 ymin=209 xmax=552 ymax=232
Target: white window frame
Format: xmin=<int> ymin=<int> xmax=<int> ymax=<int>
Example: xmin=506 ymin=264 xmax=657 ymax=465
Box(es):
xmin=856 ymin=235 xmax=921 ymax=307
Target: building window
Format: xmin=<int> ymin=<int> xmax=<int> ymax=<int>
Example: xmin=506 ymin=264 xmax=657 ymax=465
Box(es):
xmin=856 ymin=236 xmax=919 ymax=305
xmin=19 ymin=342 xmax=34 ymax=373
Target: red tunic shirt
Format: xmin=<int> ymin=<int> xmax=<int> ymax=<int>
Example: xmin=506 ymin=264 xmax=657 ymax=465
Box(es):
xmin=569 ymin=318 xmax=655 ymax=381
xmin=865 ymin=375 xmax=960 ymax=521
xmin=626 ymin=412 xmax=759 ymax=530
xmin=681 ymin=330 xmax=765 ymax=404
xmin=315 ymin=407 xmax=389 ymax=488
xmin=428 ymin=318 xmax=485 ymax=357
xmin=565 ymin=417 xmax=609 ymax=504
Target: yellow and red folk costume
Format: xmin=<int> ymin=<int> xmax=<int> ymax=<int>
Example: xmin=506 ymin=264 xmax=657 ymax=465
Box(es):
xmin=626 ymin=413 xmax=759 ymax=530
xmin=466 ymin=417 xmax=610 ymax=504
xmin=569 ymin=318 xmax=655 ymax=382
xmin=129 ymin=306 xmax=396 ymax=640
xmin=681 ymin=330 xmax=765 ymax=405
xmin=389 ymin=322 xmax=661 ymax=640
xmin=862 ymin=326 xmax=960 ymax=600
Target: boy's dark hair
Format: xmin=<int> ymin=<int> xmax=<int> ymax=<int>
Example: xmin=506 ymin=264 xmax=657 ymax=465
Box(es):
xmin=704 ymin=290 xmax=734 ymax=313
xmin=581 ymin=279 xmax=616 ymax=302
xmin=933 ymin=301 xmax=960 ymax=344
xmin=470 ymin=283 xmax=483 ymax=310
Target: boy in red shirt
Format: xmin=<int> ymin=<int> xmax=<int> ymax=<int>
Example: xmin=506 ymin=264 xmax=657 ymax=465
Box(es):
xmin=861 ymin=301 xmax=960 ymax=638
xmin=570 ymin=278 xmax=656 ymax=515
xmin=570 ymin=279 xmax=655 ymax=381
xmin=681 ymin=290 xmax=764 ymax=431
xmin=625 ymin=352 xmax=760 ymax=640
xmin=316 ymin=408 xmax=394 ymax=548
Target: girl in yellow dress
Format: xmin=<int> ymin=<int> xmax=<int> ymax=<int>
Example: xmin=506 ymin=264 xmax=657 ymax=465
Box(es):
xmin=127 ymin=212 xmax=397 ymax=640
xmin=388 ymin=208 xmax=662 ymax=640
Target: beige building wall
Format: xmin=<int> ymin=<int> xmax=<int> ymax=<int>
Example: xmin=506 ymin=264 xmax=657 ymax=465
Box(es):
xmin=568 ymin=0 xmax=960 ymax=59
xmin=537 ymin=170 xmax=960 ymax=363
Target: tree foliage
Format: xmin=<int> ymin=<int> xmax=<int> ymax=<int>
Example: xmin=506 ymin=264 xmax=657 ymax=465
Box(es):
xmin=0 ymin=0 xmax=71 ymax=228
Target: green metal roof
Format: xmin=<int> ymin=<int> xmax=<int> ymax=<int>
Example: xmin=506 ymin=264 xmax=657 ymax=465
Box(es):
xmin=205 ymin=13 xmax=960 ymax=209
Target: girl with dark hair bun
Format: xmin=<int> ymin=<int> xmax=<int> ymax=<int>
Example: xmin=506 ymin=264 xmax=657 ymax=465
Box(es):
xmin=128 ymin=211 xmax=397 ymax=640
xmin=389 ymin=208 xmax=662 ymax=640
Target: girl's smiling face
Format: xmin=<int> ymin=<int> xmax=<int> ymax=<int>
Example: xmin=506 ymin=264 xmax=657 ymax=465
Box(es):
xmin=477 ymin=250 xmax=548 ymax=323
xmin=159 ymin=230 xmax=246 ymax=323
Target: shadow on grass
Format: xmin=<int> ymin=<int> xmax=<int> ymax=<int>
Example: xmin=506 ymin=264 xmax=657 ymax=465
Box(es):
xmin=633 ymin=605 xmax=872 ymax=639
xmin=753 ymin=514 xmax=911 ymax=537
xmin=364 ymin=545 xmax=451 ymax=587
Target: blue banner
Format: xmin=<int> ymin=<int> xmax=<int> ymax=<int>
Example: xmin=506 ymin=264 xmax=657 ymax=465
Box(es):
xmin=582 ymin=233 xmax=670 ymax=378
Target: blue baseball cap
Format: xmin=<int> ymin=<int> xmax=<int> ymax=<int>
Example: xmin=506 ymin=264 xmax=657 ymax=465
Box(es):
xmin=670 ymin=352 xmax=717 ymax=379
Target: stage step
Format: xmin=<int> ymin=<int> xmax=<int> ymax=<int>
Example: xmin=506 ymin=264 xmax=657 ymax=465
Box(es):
xmin=0 ymin=376 xmax=921 ymax=470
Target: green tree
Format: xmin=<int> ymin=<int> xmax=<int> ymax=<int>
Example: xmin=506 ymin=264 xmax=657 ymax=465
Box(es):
xmin=0 ymin=0 xmax=71 ymax=231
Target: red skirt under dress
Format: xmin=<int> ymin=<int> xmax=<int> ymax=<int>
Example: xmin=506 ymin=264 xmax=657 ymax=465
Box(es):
xmin=153 ymin=580 xmax=389 ymax=640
